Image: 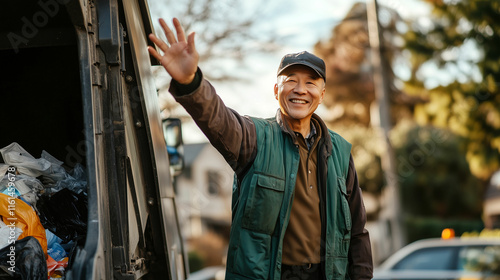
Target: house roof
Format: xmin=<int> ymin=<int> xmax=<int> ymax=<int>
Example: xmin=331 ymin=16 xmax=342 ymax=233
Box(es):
xmin=183 ymin=143 xmax=209 ymax=167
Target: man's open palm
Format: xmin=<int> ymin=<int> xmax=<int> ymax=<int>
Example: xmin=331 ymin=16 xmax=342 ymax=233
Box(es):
xmin=148 ymin=18 xmax=199 ymax=85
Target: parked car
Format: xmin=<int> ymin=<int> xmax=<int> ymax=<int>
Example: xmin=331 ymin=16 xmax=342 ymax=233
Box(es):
xmin=187 ymin=266 xmax=225 ymax=280
xmin=373 ymin=236 xmax=500 ymax=280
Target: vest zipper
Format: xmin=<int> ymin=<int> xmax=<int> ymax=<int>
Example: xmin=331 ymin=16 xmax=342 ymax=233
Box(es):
xmin=317 ymin=139 xmax=328 ymax=279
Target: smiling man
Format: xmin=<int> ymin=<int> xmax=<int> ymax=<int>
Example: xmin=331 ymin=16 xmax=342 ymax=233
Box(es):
xmin=148 ymin=18 xmax=373 ymax=280
xmin=275 ymin=52 xmax=326 ymax=138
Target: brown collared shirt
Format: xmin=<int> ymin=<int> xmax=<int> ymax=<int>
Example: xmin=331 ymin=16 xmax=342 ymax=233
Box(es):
xmin=281 ymin=118 xmax=323 ymax=265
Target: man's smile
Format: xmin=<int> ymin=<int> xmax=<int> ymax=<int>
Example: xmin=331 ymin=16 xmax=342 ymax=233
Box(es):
xmin=289 ymin=98 xmax=308 ymax=104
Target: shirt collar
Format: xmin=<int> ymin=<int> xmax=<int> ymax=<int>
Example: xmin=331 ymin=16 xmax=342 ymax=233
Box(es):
xmin=275 ymin=109 xmax=318 ymax=148
xmin=307 ymin=121 xmax=317 ymax=139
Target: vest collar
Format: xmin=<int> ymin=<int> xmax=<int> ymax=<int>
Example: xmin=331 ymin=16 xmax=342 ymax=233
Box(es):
xmin=275 ymin=109 xmax=333 ymax=156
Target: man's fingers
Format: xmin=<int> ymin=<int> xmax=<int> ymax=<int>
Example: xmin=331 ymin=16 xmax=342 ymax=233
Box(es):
xmin=173 ymin=18 xmax=186 ymax=43
xmin=187 ymin=32 xmax=196 ymax=52
xmin=148 ymin=34 xmax=170 ymax=53
xmin=147 ymin=46 xmax=163 ymax=63
xmin=159 ymin=18 xmax=177 ymax=45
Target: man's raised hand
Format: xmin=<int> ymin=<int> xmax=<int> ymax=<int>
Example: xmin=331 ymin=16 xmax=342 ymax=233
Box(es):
xmin=148 ymin=18 xmax=199 ymax=85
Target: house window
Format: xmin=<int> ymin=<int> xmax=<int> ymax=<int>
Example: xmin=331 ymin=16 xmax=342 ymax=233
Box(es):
xmin=207 ymin=171 xmax=221 ymax=195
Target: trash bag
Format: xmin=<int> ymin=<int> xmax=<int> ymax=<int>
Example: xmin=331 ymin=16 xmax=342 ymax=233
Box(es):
xmin=0 ymin=143 xmax=69 ymax=182
xmin=0 ymin=143 xmax=52 ymax=178
xmin=51 ymin=163 xmax=87 ymax=194
xmin=45 ymin=229 xmax=66 ymax=263
xmin=47 ymin=255 xmax=68 ymax=278
xmin=0 ymin=236 xmax=47 ymax=280
xmin=47 ymin=242 xmax=66 ymax=262
xmin=36 ymin=188 xmax=87 ymax=244
xmin=0 ymin=220 xmax=22 ymax=250
xmin=40 ymin=150 xmax=67 ymax=182
xmin=45 ymin=229 xmax=62 ymax=249
xmin=0 ymin=175 xmax=44 ymax=207
xmin=0 ymin=193 xmax=47 ymax=256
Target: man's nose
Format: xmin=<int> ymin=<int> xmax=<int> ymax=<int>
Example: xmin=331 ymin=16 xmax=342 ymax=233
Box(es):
xmin=293 ymin=82 xmax=307 ymax=94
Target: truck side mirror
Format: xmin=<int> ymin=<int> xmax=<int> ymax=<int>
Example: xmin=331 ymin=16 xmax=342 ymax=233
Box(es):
xmin=162 ymin=118 xmax=184 ymax=175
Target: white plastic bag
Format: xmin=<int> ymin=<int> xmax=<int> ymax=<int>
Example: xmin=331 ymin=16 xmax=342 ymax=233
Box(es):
xmin=0 ymin=175 xmax=44 ymax=195
xmin=0 ymin=143 xmax=69 ymax=180
xmin=0 ymin=175 xmax=44 ymax=206
xmin=0 ymin=220 xmax=23 ymax=250
xmin=52 ymin=163 xmax=87 ymax=194
xmin=0 ymin=165 xmax=8 ymax=177
xmin=0 ymin=143 xmax=52 ymax=177
xmin=41 ymin=150 xmax=67 ymax=182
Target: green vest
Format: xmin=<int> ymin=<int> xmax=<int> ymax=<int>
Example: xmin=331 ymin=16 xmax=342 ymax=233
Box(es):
xmin=225 ymin=117 xmax=352 ymax=280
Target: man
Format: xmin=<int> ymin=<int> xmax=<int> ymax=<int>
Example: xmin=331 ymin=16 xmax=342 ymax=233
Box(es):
xmin=148 ymin=18 xmax=373 ymax=280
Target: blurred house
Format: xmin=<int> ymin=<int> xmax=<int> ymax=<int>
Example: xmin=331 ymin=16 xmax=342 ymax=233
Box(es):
xmin=174 ymin=143 xmax=233 ymax=240
xmin=484 ymin=170 xmax=500 ymax=229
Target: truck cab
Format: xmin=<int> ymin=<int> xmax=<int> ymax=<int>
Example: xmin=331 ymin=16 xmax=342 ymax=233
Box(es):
xmin=0 ymin=0 xmax=187 ymax=279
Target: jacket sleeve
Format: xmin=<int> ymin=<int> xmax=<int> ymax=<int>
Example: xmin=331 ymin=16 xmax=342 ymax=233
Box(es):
xmin=168 ymin=68 xmax=257 ymax=175
xmin=346 ymin=155 xmax=373 ymax=280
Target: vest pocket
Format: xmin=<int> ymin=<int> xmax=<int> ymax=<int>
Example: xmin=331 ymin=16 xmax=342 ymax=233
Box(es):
xmin=242 ymin=174 xmax=285 ymax=235
xmin=232 ymin=229 xmax=272 ymax=279
xmin=337 ymin=177 xmax=352 ymax=232
xmin=329 ymin=177 xmax=351 ymax=279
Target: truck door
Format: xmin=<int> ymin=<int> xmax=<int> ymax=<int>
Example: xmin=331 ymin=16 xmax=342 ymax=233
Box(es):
xmin=0 ymin=0 xmax=187 ymax=279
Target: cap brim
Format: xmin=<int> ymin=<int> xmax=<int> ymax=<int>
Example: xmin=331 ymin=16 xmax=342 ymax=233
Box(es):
xmin=277 ymin=62 xmax=325 ymax=81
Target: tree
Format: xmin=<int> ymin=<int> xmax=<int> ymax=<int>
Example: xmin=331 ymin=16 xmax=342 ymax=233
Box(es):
xmin=314 ymin=3 xmax=423 ymax=199
xmin=314 ymin=2 xmax=422 ymax=128
xmin=148 ymin=0 xmax=280 ymax=118
xmin=149 ymin=0 xmax=279 ymax=82
xmin=402 ymin=0 xmax=500 ymax=181
xmin=391 ymin=121 xmax=484 ymax=242
xmin=391 ymin=121 xmax=482 ymax=219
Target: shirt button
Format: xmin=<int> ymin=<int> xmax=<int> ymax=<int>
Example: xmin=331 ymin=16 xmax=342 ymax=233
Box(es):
xmin=309 ymin=185 xmax=313 ymax=189
xmin=308 ymin=170 xmax=311 ymax=174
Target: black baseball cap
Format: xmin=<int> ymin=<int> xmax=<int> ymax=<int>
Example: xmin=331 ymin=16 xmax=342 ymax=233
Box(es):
xmin=277 ymin=51 xmax=326 ymax=81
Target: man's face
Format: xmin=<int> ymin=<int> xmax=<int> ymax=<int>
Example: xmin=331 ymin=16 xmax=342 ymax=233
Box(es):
xmin=274 ymin=65 xmax=325 ymax=122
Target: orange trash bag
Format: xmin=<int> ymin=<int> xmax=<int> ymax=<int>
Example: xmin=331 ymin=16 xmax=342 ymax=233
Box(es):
xmin=0 ymin=193 xmax=47 ymax=257
xmin=47 ymin=255 xmax=68 ymax=278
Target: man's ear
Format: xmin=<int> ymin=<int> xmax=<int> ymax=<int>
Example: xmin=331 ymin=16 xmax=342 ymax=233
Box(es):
xmin=319 ymin=87 xmax=325 ymax=104
xmin=274 ymin=84 xmax=279 ymax=100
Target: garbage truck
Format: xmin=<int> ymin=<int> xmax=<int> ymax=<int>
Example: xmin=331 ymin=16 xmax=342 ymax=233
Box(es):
xmin=0 ymin=0 xmax=188 ymax=279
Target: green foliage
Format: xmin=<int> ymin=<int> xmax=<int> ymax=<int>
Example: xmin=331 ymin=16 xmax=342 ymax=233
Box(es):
xmin=463 ymin=245 xmax=500 ymax=274
xmin=404 ymin=215 xmax=483 ymax=243
xmin=403 ymin=0 xmax=500 ymax=180
xmin=333 ymin=125 xmax=384 ymax=194
xmin=392 ymin=121 xmax=483 ymax=219
xmin=188 ymin=251 xmax=204 ymax=273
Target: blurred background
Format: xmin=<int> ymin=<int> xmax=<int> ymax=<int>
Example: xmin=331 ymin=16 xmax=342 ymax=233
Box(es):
xmin=147 ymin=0 xmax=500 ymax=274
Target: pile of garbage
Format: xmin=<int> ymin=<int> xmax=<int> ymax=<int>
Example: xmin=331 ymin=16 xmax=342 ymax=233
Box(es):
xmin=0 ymin=142 xmax=88 ymax=279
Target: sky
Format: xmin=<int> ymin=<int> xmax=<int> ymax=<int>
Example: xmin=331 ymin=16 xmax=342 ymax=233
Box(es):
xmin=148 ymin=0 xmax=431 ymax=143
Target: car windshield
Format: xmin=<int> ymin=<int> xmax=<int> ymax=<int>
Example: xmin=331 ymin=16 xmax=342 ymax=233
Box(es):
xmin=393 ymin=247 xmax=457 ymax=270
xmin=391 ymin=244 xmax=500 ymax=275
